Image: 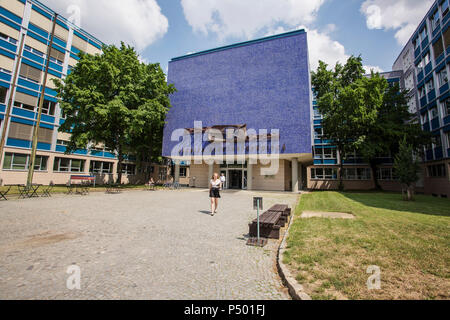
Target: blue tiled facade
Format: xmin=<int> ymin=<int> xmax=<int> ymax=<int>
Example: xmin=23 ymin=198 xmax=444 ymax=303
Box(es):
xmin=163 ymin=30 xmax=312 ymax=159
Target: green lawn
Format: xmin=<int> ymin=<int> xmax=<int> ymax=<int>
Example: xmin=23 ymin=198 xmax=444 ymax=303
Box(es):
xmin=284 ymin=191 xmax=450 ymax=300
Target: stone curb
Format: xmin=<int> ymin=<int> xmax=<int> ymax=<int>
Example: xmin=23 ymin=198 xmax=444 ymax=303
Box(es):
xmin=277 ymin=206 xmax=312 ymax=301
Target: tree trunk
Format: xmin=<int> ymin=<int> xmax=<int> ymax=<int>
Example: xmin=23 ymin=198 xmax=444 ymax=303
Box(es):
xmin=117 ymin=153 xmax=123 ymax=185
xmin=338 ymin=149 xmax=344 ymax=191
xmin=407 ymin=185 xmax=414 ymax=201
xmin=370 ymin=160 xmax=381 ymax=191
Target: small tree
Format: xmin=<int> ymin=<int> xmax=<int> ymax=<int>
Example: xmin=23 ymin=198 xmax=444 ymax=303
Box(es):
xmin=54 ymin=43 xmax=175 ymax=184
xmin=393 ymin=138 xmax=421 ymax=201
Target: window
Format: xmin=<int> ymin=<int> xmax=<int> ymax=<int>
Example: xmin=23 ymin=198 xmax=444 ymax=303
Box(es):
xmin=419 ymin=86 xmax=426 ymax=98
xmin=433 ymin=37 xmax=444 ymax=59
xmin=121 ymin=164 xmax=136 ymax=175
xmin=377 ymin=168 xmax=396 ymax=181
xmin=426 ymin=78 xmax=434 ymax=92
xmin=314 ymin=147 xmax=337 ymax=159
xmin=431 ymin=10 xmax=440 ymax=30
xmin=423 ymin=52 xmax=430 ymax=65
xmin=14 ymin=91 xmax=38 ymax=112
xmin=420 ymin=26 xmax=428 ymax=42
xmin=446 ymin=132 xmax=450 ymax=148
xmin=343 ymin=168 xmax=372 ymax=180
xmin=323 ymin=148 xmax=337 ymax=159
xmin=432 ymin=134 xmax=442 ymax=148
xmin=56 ymin=139 xmax=69 ymax=146
xmin=428 ymin=164 xmax=446 ymax=177
xmin=417 ymin=59 xmax=424 ymax=73
xmin=2 ymin=153 xmax=47 ymax=171
xmin=53 ymin=157 xmax=85 ymax=172
xmin=438 ymin=68 xmax=448 ymax=87
xmin=42 ymin=99 xmax=56 ymax=115
xmin=180 ymin=167 xmax=187 ymax=177
xmin=90 ymin=161 xmax=113 ymax=174
xmin=421 ymin=112 xmax=429 ymax=124
xmin=24 ymin=45 xmax=44 ymax=57
xmin=313 ymin=108 xmax=322 ymax=120
xmin=311 ymin=168 xmax=338 ymax=180
xmin=442 ymin=0 xmax=449 ymax=17
xmin=0 ymin=86 xmax=7 ymax=104
xmin=19 ymin=63 xmax=42 ymax=83
xmin=413 ymin=38 xmax=419 ymax=50
xmin=444 ymin=25 xmax=450 ymax=48
xmin=49 ymin=48 xmax=65 ymax=65
xmin=0 ymin=32 xmax=17 ymax=45
xmin=430 ymin=106 xmax=439 ymax=119
xmin=314 ymin=127 xmax=323 ymax=139
xmin=444 ymin=98 xmax=450 ymax=116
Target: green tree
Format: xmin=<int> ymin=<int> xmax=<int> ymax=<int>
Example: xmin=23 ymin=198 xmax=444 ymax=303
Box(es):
xmin=312 ymin=56 xmax=383 ymax=189
xmin=54 ymin=43 xmax=175 ymax=184
xmin=354 ymin=81 xmax=430 ymax=189
xmin=394 ymin=138 xmax=421 ymax=201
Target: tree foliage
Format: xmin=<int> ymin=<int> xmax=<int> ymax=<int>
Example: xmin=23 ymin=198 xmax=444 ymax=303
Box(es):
xmin=54 ymin=43 xmax=175 ymax=183
xmin=394 ymin=138 xmax=421 ymax=201
xmin=312 ymin=56 xmax=430 ymax=190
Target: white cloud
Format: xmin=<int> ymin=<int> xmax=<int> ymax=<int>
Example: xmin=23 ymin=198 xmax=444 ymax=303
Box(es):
xmin=363 ymin=65 xmax=384 ymax=74
xmin=267 ymin=24 xmax=383 ymax=74
xmin=180 ymin=0 xmax=325 ymax=40
xmin=40 ymin=0 xmax=169 ymax=51
xmin=361 ymin=0 xmax=434 ymax=45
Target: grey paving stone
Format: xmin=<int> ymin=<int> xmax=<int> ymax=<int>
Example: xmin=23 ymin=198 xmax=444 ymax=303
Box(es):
xmin=0 ymin=189 xmax=298 ymax=300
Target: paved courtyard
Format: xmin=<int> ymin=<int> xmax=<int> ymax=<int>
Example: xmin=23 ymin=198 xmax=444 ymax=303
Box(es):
xmin=0 ymin=189 xmax=298 ymax=300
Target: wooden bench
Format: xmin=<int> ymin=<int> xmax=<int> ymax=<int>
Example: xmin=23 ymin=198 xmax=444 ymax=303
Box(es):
xmin=67 ymin=175 xmax=95 ymax=195
xmin=267 ymin=204 xmax=291 ymax=227
xmin=248 ymin=210 xmax=283 ymax=239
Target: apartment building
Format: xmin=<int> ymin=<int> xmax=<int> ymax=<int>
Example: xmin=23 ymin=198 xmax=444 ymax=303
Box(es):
xmin=0 ymin=0 xmax=167 ymax=186
xmin=391 ymin=0 xmax=450 ymax=197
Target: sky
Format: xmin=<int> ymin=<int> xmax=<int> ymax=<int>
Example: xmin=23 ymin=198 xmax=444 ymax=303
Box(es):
xmin=40 ymin=0 xmax=435 ymax=75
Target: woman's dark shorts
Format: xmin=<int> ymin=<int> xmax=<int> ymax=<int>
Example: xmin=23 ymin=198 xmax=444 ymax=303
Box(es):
xmin=209 ymin=188 xmax=221 ymax=198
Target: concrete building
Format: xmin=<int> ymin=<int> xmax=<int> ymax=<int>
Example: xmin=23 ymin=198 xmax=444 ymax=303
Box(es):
xmin=0 ymin=0 xmax=167 ymax=186
xmin=391 ymin=0 xmax=450 ymax=197
xmin=163 ymin=30 xmax=313 ymax=192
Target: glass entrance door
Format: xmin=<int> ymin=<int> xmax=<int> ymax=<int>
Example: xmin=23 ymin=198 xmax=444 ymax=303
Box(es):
xmin=229 ymin=170 xmax=243 ymax=189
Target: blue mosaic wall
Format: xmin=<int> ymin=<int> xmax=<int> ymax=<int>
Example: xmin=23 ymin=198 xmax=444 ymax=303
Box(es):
xmin=162 ymin=30 xmax=312 ymax=157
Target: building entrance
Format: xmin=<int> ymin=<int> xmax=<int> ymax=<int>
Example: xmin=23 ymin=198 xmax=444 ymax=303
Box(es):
xmin=229 ymin=170 xmax=243 ymax=189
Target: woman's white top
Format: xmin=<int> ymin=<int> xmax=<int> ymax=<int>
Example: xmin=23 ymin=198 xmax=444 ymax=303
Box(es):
xmin=210 ymin=179 xmax=221 ymax=189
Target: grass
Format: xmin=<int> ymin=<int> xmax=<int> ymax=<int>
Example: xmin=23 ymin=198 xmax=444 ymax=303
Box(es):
xmin=284 ymin=191 xmax=450 ymax=300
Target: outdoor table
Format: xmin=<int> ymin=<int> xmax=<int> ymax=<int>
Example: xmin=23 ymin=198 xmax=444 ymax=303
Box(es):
xmin=0 ymin=185 xmax=12 ymax=200
xmin=29 ymin=184 xmax=42 ymax=198
xmin=17 ymin=184 xmax=42 ymax=199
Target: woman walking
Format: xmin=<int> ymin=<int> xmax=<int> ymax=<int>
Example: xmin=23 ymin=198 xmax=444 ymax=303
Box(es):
xmin=209 ymin=173 xmax=221 ymax=216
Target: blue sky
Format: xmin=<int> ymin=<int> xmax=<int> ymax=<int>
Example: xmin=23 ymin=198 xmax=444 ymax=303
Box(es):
xmin=42 ymin=0 xmax=435 ymax=74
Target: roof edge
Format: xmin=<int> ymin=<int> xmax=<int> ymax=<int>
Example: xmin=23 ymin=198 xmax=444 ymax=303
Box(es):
xmin=170 ymin=29 xmax=306 ymax=62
